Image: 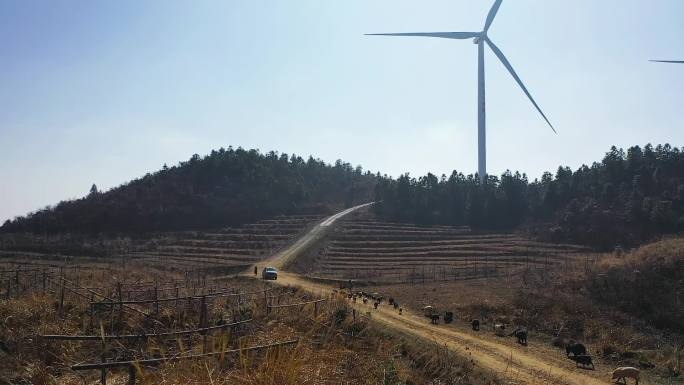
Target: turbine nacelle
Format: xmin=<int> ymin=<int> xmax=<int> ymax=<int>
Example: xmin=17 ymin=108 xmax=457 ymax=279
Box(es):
xmin=473 ymin=33 xmax=485 ymax=44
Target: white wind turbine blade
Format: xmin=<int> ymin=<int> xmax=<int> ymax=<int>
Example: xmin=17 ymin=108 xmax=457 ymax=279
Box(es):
xmin=365 ymin=32 xmax=480 ymax=40
xmin=483 ymin=0 xmax=503 ymax=32
xmin=650 ymin=60 xmax=684 ymax=64
xmin=485 ymin=38 xmax=556 ymax=134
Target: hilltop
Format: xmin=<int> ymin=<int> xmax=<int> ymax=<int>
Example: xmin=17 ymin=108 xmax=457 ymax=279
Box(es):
xmin=1 ymin=147 xmax=377 ymax=234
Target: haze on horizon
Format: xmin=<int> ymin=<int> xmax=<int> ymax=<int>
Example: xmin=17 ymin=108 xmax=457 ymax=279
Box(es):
xmin=1 ymin=0 xmax=683 ymax=222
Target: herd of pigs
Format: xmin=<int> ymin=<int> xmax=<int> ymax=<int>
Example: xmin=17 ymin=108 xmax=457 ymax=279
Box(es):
xmin=336 ymin=288 xmax=643 ymax=385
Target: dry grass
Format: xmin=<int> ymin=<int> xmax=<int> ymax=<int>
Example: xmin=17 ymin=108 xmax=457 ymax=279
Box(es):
xmin=362 ymin=236 xmax=684 ymax=384
xmin=598 ymin=235 xmax=684 ymax=267
xmin=0 ymin=260 xmax=501 ymax=385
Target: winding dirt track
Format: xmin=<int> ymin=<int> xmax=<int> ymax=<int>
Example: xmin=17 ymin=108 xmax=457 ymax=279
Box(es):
xmin=256 ymin=204 xmax=609 ymax=385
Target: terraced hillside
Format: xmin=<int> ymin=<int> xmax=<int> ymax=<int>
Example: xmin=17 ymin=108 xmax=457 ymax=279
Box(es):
xmin=306 ymin=213 xmax=589 ymax=283
xmin=0 ymin=214 xmax=324 ymax=275
xmin=127 ymin=214 xmax=324 ymax=273
xmin=0 ymin=251 xmax=117 ymax=272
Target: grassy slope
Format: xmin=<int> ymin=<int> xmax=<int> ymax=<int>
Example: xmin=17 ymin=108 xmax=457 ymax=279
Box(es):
xmin=365 ymin=236 xmax=684 ymax=384
xmin=0 ymin=265 xmax=500 ymax=385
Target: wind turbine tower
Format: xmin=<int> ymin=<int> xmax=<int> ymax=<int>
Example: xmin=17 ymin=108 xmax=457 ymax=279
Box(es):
xmin=367 ymin=0 xmax=556 ymax=184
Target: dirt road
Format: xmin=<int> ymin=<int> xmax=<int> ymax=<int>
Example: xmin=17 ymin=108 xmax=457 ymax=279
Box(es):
xmin=267 ymin=202 xmax=375 ymax=270
xmin=257 ymin=204 xmax=609 ymax=385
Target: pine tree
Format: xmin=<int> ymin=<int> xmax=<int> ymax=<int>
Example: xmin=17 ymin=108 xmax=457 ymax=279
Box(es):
xmin=88 ymin=184 xmax=99 ymax=197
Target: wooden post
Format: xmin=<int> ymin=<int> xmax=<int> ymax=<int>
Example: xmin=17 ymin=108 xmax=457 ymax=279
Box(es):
xmin=128 ymin=365 xmax=136 ymax=385
xmin=175 ymin=285 xmax=179 ymax=314
xmin=59 ymin=279 xmax=66 ymax=318
xmin=199 ymin=296 xmax=207 ymax=328
xmin=42 ymin=271 xmax=46 ymax=293
xmin=352 ymin=309 xmax=356 ymax=321
xmin=90 ymin=302 xmax=95 ymax=330
xmin=154 ymin=285 xmax=159 ymax=315
xmin=90 ymin=293 xmax=95 ymax=331
xmin=101 ymin=336 xmax=107 ymax=385
xmin=199 ymin=296 xmax=208 ymax=353
xmin=117 ymin=282 xmax=123 ymax=326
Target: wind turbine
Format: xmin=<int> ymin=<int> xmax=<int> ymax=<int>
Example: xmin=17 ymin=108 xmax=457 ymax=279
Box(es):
xmin=367 ymin=0 xmax=555 ymax=184
xmin=650 ymin=60 xmax=684 ymax=64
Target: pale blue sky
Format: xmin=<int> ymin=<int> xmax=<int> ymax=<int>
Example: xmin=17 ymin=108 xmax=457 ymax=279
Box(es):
xmin=1 ymin=0 xmax=683 ymax=222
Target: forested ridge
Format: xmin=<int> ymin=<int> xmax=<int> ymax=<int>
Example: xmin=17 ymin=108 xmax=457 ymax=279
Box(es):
xmin=4 ymin=143 xmax=684 ymax=250
xmin=1 ymin=147 xmax=377 ymax=234
xmin=374 ymin=144 xmax=684 ymax=249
